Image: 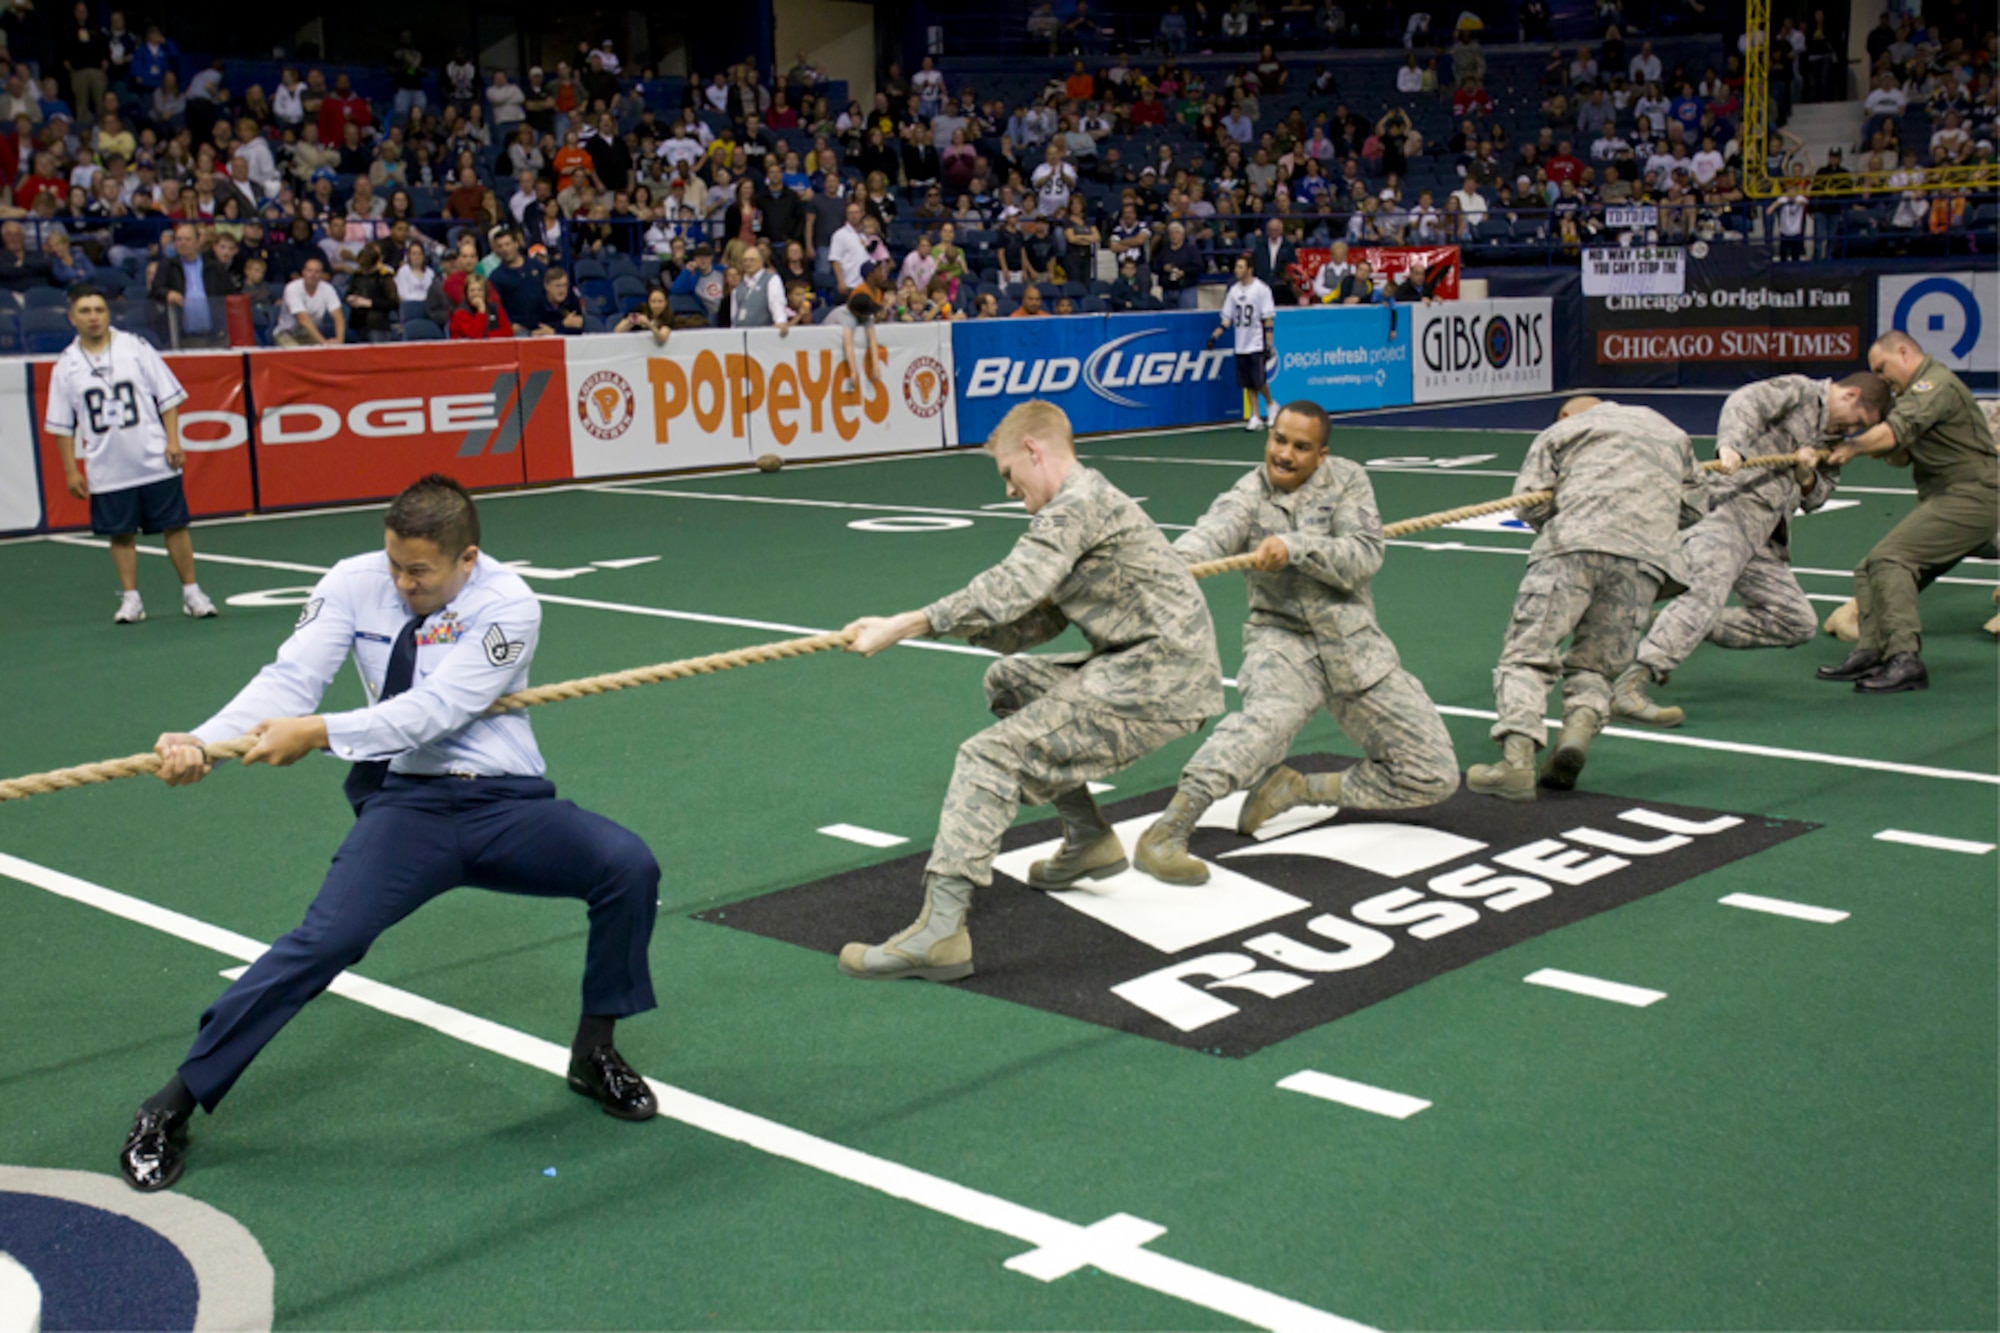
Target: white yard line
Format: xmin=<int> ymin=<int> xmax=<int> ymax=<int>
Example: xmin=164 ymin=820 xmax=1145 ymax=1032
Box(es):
xmin=1523 ymin=968 xmax=1666 ymax=1007
xmin=1718 ymin=893 xmax=1849 ymax=923
xmin=1872 ymin=829 xmax=1997 ymax=855
xmin=0 ymin=850 xmax=1370 ymax=1333
xmin=1276 ymin=1071 xmax=1430 ymax=1120
xmin=818 ymin=823 xmax=909 ymax=849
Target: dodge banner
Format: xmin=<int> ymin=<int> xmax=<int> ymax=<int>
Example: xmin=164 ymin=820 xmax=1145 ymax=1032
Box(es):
xmin=35 ymin=350 xmax=254 ymax=530
xmin=248 ymin=343 xmax=560 ymax=507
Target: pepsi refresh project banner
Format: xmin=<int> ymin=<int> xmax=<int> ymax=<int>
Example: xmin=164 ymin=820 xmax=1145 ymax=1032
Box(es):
xmin=1267 ymin=306 xmax=1412 ymax=412
xmin=951 ymin=310 xmax=1240 ymax=441
xmin=1411 ymin=299 xmax=1553 ymax=403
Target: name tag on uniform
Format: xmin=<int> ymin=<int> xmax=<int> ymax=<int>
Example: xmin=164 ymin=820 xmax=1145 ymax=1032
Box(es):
xmin=354 ymin=630 xmax=393 ymax=644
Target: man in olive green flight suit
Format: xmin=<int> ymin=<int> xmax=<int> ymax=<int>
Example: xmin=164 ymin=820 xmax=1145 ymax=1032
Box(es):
xmin=1817 ymin=330 xmax=2000 ymax=694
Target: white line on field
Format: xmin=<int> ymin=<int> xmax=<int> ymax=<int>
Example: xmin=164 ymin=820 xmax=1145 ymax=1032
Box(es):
xmin=1523 ymin=968 xmax=1666 ymax=1007
xmin=1084 ymin=454 xmax=1922 ymax=497
xmin=1718 ymin=893 xmax=1849 ymax=923
xmin=1276 ymin=1071 xmax=1430 ymax=1120
xmin=1430 ymin=704 xmax=1999 ymax=786
xmin=1872 ymin=829 xmax=1997 ymax=855
xmin=818 ymin=823 xmax=909 ymax=848
xmin=0 ymin=851 xmax=1369 ymax=1333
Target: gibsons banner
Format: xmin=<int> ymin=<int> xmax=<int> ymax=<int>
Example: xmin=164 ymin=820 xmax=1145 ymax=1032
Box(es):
xmin=1586 ymin=250 xmax=1871 ymax=389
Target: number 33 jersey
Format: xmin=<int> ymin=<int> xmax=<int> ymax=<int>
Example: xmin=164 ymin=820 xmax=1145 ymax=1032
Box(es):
xmin=44 ymin=328 xmax=188 ymax=494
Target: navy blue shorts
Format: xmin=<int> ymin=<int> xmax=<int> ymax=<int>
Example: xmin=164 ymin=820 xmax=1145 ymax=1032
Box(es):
xmin=1234 ymin=351 xmax=1269 ymax=391
xmin=90 ymin=474 xmax=190 ymax=536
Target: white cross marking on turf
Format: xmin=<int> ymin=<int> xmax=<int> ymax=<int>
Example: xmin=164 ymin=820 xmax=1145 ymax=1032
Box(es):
xmin=818 ymin=823 xmax=909 ymax=849
xmin=1524 ymin=968 xmax=1666 ymax=1007
xmin=1004 ymin=1212 xmax=1170 ymax=1282
xmin=1718 ymin=893 xmax=1849 ymax=924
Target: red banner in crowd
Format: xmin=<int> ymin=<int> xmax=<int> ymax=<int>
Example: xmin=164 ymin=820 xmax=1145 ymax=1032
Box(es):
xmin=248 ymin=342 xmax=563 ymax=507
xmin=36 ymin=350 xmax=254 ymax=530
xmin=1289 ymin=246 xmax=1461 ymax=300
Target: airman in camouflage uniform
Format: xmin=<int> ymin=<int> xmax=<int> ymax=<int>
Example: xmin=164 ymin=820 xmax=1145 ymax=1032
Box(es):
xmin=837 ymin=400 xmax=1225 ymax=981
xmin=1134 ymin=402 xmax=1458 ymax=884
xmin=1468 ymin=397 xmax=1705 ymax=800
xmin=1817 ymin=331 xmax=2000 ymax=693
xmin=1614 ymin=373 xmax=1891 ymax=727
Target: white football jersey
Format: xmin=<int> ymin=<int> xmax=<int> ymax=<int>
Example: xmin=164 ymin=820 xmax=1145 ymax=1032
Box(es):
xmin=43 ymin=329 xmax=187 ymax=495
xmin=1220 ymin=278 xmax=1275 ymax=355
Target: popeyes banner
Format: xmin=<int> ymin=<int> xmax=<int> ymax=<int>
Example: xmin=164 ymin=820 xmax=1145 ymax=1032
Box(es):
xmin=247 ymin=343 xmax=561 ymax=507
xmin=1288 ymin=246 xmax=1461 ymax=302
xmin=561 ymin=324 xmax=950 ymax=478
xmin=34 ymin=350 xmax=254 ymax=531
xmin=742 ymin=323 xmax=952 ymax=461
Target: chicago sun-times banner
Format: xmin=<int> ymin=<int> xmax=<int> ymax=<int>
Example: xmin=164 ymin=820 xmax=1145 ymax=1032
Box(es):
xmin=1586 ymin=250 xmax=1870 ymax=389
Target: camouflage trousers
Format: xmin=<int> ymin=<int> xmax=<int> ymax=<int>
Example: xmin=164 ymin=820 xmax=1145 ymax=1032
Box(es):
xmin=927 ymin=655 xmax=1205 ymax=887
xmin=1492 ymin=552 xmax=1660 ymax=744
xmin=1182 ymin=624 xmax=1458 ymax=809
xmin=1636 ymin=503 xmax=1817 ymax=678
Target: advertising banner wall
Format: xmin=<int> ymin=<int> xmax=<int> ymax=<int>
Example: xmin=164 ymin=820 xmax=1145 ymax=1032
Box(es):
xmin=1411 ymin=299 xmax=1554 ymax=403
xmin=952 ymin=311 xmax=1238 ymax=441
xmin=1268 ymin=306 xmax=1412 ymax=411
xmin=0 ymin=365 xmax=39 ymax=534
xmin=1585 ymin=251 xmax=1868 ymax=389
xmin=1289 ymin=246 xmax=1461 ymax=301
xmin=248 ymin=343 xmax=557 ymax=507
xmin=1878 ymin=272 xmax=1999 ymax=374
xmin=564 ymin=328 xmax=750 ymax=478
xmin=35 ymin=350 xmax=254 ymax=529
xmin=740 ymin=322 xmax=952 ymax=461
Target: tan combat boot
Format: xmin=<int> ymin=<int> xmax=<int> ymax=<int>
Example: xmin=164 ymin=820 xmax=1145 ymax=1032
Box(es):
xmin=1467 ymin=735 xmax=1538 ymax=801
xmin=1540 ymin=706 xmax=1603 ymax=790
xmin=1027 ymin=787 xmax=1129 ymax=888
xmin=1237 ymin=766 xmax=1344 ymax=835
xmin=1611 ymin=664 xmax=1685 ymax=728
xmin=838 ymin=874 xmax=975 ymax=981
xmin=1134 ymin=791 xmax=1212 ymax=885
xmin=1823 ymin=598 xmax=1859 ymax=642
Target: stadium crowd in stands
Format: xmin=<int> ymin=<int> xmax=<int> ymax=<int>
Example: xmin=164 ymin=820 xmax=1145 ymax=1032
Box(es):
xmin=0 ymin=2 xmax=1990 ymax=348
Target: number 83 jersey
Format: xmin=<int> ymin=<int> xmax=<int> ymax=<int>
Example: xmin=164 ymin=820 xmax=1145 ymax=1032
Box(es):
xmin=44 ymin=328 xmax=188 ymax=494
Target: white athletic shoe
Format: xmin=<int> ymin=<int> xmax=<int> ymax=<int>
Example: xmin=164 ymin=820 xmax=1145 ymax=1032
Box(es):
xmin=114 ymin=592 xmax=145 ymax=624
xmin=182 ymin=588 xmax=218 ymax=619
xmin=1245 ymin=415 xmax=1264 ymax=431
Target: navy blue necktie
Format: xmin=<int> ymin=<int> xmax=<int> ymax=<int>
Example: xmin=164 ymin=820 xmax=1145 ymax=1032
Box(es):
xmin=342 ymin=614 xmax=424 ymax=810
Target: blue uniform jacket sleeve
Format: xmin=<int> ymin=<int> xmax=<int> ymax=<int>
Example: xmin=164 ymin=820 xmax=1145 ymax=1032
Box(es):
xmin=192 ymin=574 xmax=356 ymax=746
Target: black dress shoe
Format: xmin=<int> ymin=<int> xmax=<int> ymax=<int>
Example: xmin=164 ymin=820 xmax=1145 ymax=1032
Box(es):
xmin=567 ymin=1045 xmax=657 ymax=1122
xmin=1816 ymin=648 xmax=1883 ymax=681
xmin=1855 ymin=651 xmax=1929 ymax=694
xmin=120 ymin=1108 xmax=189 ymax=1192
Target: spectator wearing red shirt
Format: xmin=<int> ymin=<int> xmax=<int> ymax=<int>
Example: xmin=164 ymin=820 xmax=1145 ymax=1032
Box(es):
xmin=1546 ymin=141 xmax=1586 ymax=185
xmin=444 ymin=165 xmax=487 ymax=219
xmin=15 ymin=151 xmax=69 ymax=210
xmin=449 ymin=272 xmax=515 ymax=339
xmin=1452 ymin=81 xmax=1494 ymax=118
xmin=317 ymin=73 xmax=373 ymax=148
xmin=1128 ymin=87 xmax=1167 ymax=128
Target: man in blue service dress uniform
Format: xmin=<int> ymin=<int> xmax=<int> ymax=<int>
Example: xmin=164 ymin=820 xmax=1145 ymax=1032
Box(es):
xmin=120 ymin=475 xmax=662 ymax=1192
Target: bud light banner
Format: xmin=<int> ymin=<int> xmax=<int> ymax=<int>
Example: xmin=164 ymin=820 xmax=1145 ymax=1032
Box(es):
xmin=1412 ymin=299 xmax=1553 ymax=403
xmin=951 ymin=311 xmax=1238 ymax=441
xmin=1267 ymin=306 xmax=1413 ymax=412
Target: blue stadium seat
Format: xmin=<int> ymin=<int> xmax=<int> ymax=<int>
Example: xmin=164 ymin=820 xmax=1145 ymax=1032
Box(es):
xmin=611 ymin=275 xmax=647 ymax=307
xmin=22 ymin=286 xmax=67 ymax=310
xmin=93 ymin=267 xmax=131 ymax=295
xmin=605 ymin=254 xmax=640 ymax=281
xmin=402 ymin=318 xmax=445 ymax=340
xmin=399 ymin=300 xmax=430 ymax=324
xmin=669 ymin=292 xmax=707 ymax=317
xmin=573 ymin=258 xmax=610 ymax=281
xmin=24 ymin=309 xmax=73 ymax=353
